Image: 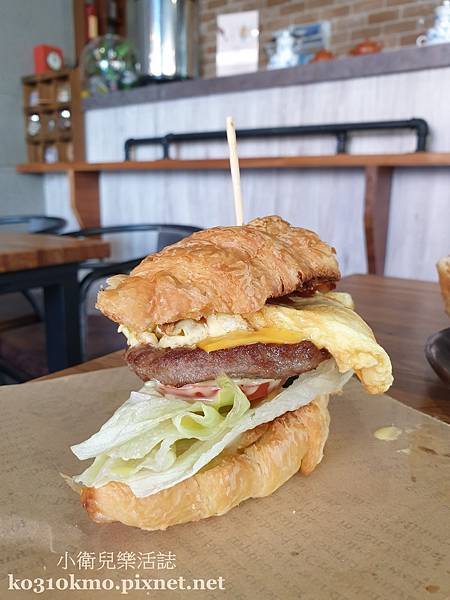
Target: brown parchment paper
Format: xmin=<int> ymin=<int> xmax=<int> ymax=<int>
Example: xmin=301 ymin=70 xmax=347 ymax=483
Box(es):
xmin=0 ymin=367 xmax=449 ymax=599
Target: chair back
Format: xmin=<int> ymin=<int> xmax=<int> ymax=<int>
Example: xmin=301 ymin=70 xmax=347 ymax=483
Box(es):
xmin=62 ymin=223 xmax=202 ymax=363
xmin=0 ymin=215 xmax=66 ymax=234
xmin=64 ymin=223 xmax=201 ymax=262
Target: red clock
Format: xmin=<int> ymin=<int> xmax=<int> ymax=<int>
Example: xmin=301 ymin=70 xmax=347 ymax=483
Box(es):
xmin=33 ymin=45 xmax=64 ymax=73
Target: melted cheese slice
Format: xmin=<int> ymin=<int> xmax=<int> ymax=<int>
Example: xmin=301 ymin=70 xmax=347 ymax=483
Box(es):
xmin=198 ymin=327 xmax=304 ymax=351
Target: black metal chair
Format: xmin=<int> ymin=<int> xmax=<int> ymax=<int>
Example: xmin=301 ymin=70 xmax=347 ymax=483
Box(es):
xmin=0 ymin=215 xmax=66 ymax=234
xmin=63 ymin=223 xmax=202 ymax=361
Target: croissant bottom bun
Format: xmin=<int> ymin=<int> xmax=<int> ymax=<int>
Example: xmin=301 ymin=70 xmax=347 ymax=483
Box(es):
xmin=80 ymin=394 xmax=330 ymax=531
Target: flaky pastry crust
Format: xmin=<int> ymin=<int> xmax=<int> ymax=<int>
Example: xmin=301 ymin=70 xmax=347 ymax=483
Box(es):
xmin=80 ymin=394 xmax=330 ymax=531
xmin=96 ymin=216 xmax=340 ymax=332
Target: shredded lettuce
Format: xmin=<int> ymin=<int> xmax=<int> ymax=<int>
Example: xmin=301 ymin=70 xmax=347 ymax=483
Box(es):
xmin=72 ymin=359 xmax=352 ymax=497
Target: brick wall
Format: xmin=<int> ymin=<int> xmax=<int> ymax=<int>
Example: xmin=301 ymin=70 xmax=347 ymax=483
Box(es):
xmin=199 ymin=0 xmax=441 ymax=78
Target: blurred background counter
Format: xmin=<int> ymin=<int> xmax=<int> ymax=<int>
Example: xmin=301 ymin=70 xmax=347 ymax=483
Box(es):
xmin=39 ymin=44 xmax=450 ymax=281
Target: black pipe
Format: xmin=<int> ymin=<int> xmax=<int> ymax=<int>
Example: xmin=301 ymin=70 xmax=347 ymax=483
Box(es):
xmin=124 ymin=118 xmax=429 ymax=160
xmin=336 ymin=131 xmax=348 ymax=154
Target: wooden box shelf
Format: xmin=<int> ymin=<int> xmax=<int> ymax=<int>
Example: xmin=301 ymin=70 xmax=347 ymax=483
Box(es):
xmin=73 ymin=0 xmax=128 ymax=61
xmin=22 ymin=69 xmax=84 ymax=164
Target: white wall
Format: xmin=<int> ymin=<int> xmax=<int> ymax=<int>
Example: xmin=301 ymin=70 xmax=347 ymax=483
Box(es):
xmin=0 ymin=0 xmax=74 ymax=216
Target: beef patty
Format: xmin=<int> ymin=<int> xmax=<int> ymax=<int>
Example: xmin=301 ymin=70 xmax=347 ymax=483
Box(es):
xmin=126 ymin=341 xmax=330 ymax=386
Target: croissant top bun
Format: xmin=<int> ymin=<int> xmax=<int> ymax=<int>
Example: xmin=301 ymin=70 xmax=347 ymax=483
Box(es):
xmin=96 ymin=216 xmax=340 ymax=332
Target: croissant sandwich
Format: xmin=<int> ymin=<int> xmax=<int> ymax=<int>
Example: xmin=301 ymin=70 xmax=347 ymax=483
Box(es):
xmin=70 ymin=216 xmax=393 ymax=530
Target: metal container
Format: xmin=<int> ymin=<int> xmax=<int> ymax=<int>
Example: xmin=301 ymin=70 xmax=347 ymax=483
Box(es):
xmin=134 ymin=0 xmax=198 ymax=79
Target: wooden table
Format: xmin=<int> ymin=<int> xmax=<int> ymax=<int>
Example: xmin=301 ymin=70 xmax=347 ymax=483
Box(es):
xmin=39 ymin=275 xmax=450 ymax=422
xmin=0 ymin=232 xmax=109 ymax=372
xmin=337 ymin=275 xmax=449 ymax=422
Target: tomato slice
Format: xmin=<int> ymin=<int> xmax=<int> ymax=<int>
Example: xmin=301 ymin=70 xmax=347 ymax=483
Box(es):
xmin=244 ymin=382 xmax=271 ymax=401
xmin=158 ymin=379 xmax=281 ymax=402
xmin=158 ymin=383 xmax=219 ymax=400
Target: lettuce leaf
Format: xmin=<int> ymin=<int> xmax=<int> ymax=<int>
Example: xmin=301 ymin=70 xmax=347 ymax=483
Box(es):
xmin=72 ymin=359 xmax=352 ymax=497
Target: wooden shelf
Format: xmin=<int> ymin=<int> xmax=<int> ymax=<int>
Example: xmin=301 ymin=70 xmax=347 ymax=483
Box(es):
xmin=26 ymin=134 xmax=72 ymax=145
xmin=22 ymin=69 xmax=73 ymax=83
xmin=17 ymin=151 xmax=450 ymax=277
xmin=16 ymin=152 xmax=450 ymax=173
xmin=73 ymin=0 xmax=128 ymax=62
xmin=24 ymin=102 xmax=71 ymax=114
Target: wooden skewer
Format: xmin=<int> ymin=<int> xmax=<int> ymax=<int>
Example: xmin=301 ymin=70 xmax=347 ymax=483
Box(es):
xmin=226 ymin=116 xmax=244 ymax=226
